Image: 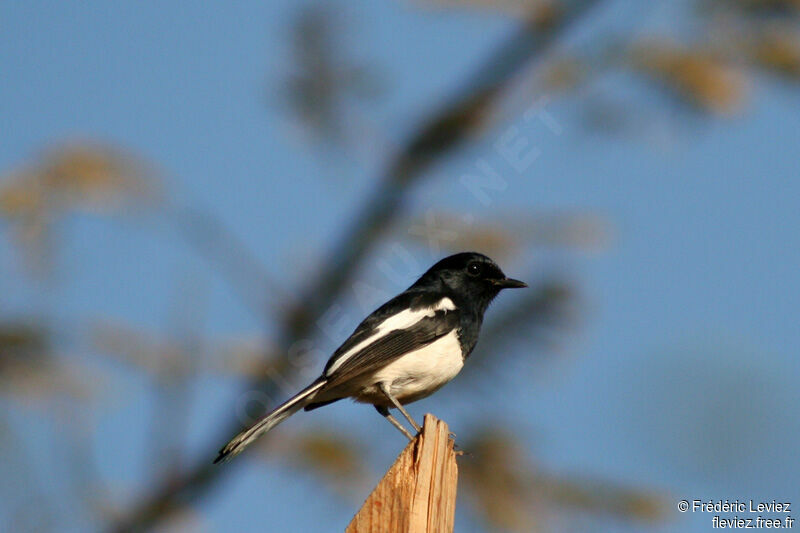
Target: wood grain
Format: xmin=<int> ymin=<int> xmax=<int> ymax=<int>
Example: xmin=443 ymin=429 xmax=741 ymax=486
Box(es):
xmin=346 ymin=414 xmax=458 ymax=533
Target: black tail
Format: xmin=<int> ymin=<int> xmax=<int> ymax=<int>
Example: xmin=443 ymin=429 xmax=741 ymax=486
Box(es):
xmin=214 ymin=379 xmax=326 ymax=463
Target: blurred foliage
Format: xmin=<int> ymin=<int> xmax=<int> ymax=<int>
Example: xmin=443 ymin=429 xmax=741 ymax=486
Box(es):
xmin=461 ymin=428 xmax=666 ymax=531
xmin=629 ymin=41 xmax=745 ymax=115
xmin=0 ymin=144 xmax=159 ymax=214
xmin=0 ymin=143 xmax=159 ymax=278
xmin=748 ymin=26 xmax=800 ymax=77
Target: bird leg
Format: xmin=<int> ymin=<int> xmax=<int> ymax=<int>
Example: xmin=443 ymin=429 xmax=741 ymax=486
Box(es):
xmin=378 ymin=382 xmax=421 ymax=433
xmin=374 ymin=405 xmax=415 ymax=441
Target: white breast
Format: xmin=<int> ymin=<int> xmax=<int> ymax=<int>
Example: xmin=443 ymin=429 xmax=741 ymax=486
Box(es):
xmin=371 ymin=329 xmax=464 ymax=403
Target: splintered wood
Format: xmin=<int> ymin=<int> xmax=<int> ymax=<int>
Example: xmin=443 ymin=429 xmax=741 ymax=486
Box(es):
xmin=346 ymin=414 xmax=458 ymax=533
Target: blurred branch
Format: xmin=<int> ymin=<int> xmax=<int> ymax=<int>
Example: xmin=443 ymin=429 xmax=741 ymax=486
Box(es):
xmin=168 ymin=206 xmax=292 ymax=318
xmin=704 ymin=0 xmax=800 ymax=18
xmin=107 ymin=2 xmax=604 ymax=531
xmin=146 ymin=281 xmax=206 ymax=481
xmin=0 ymin=322 xmax=96 ymax=402
xmin=0 ymin=322 xmax=50 ymax=371
xmin=284 ymin=5 xmax=383 ymax=141
xmin=0 ymin=141 xmax=286 ymax=320
xmin=285 ymin=0 xmax=600 ymax=335
xmin=461 ymin=428 xmax=665 ymax=531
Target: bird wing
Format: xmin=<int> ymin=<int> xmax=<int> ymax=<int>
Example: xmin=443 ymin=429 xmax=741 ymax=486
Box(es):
xmin=323 ymin=309 xmax=459 ymax=388
xmin=323 ymin=290 xmax=453 ymax=375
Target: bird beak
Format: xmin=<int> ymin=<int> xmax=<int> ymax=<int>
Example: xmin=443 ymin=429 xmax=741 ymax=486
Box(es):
xmin=492 ymin=278 xmax=528 ymax=289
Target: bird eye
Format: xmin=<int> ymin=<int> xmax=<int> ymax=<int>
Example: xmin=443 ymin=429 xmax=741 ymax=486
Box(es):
xmin=467 ymin=262 xmax=482 ymax=276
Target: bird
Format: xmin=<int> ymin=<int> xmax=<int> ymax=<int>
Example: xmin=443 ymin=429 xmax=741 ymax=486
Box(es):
xmin=214 ymin=251 xmax=526 ymax=463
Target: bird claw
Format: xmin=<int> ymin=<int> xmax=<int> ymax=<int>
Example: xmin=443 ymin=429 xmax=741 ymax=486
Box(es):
xmin=448 ymin=432 xmax=469 ymax=455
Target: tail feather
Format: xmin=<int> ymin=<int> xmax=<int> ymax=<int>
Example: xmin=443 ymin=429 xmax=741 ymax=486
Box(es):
xmin=214 ymin=379 xmax=326 ymax=463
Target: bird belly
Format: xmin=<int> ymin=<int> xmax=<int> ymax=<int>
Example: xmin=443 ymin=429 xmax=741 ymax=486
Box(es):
xmin=356 ymin=330 xmax=464 ymax=405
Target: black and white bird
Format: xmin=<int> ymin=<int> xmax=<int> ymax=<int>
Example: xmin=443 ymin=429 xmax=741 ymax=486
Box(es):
xmin=214 ymin=252 xmax=526 ymax=463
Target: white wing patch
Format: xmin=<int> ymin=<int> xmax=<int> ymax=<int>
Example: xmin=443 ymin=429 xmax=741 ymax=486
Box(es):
xmin=325 ymin=297 xmax=456 ymax=376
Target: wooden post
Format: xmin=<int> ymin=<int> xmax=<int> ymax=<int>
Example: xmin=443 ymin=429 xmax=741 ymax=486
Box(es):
xmin=346 ymin=414 xmax=458 ymax=533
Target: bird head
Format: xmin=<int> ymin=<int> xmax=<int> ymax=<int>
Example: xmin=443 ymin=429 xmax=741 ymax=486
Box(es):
xmin=412 ymin=252 xmax=527 ymax=310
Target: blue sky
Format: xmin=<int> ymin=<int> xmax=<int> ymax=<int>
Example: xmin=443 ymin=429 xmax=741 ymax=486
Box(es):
xmin=2 ymin=1 xmax=799 ymax=532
